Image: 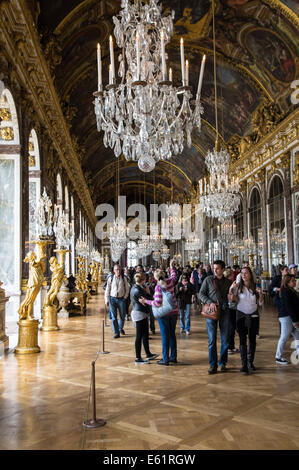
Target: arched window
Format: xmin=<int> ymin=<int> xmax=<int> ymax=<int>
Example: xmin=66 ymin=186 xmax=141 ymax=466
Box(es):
xmin=64 ymin=185 xmax=70 ymax=276
xmin=268 ymin=175 xmax=286 ymax=265
xmin=56 ymin=173 xmax=63 ymax=217
xmin=234 ymin=199 xmax=244 ymax=241
xmin=70 ymin=195 xmax=75 ymax=275
xmin=28 ymin=129 xmax=41 ymax=242
xmin=0 ymin=88 xmax=21 ymax=301
xmin=249 ymin=187 xmax=262 ymax=244
xmin=127 ymin=241 xmax=138 ymax=267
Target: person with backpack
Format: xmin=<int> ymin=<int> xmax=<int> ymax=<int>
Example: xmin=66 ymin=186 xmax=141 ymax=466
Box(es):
xmin=139 ymin=258 xmax=178 ymax=365
xmin=176 ymin=274 xmax=195 ymax=335
xmin=229 ymin=266 xmax=263 ymax=374
xmin=105 ymin=264 xmax=130 ymax=338
xmin=130 ymin=272 xmax=159 ymax=364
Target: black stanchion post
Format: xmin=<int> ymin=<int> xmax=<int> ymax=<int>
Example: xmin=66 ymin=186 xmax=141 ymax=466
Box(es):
xmin=83 ymin=361 xmax=106 ymax=428
xmin=100 ymin=319 xmax=110 ymax=355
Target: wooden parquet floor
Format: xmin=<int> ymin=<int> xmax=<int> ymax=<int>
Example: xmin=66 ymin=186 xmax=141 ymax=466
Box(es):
xmin=0 ymin=293 xmax=298 ymax=450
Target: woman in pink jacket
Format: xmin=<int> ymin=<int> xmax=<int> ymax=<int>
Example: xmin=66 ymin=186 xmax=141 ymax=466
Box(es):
xmin=140 ymin=259 xmax=178 ymax=365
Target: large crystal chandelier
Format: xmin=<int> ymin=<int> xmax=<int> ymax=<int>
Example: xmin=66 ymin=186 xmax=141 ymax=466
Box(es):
xmin=34 ymin=188 xmax=57 ymax=240
xmin=109 ymin=215 xmax=127 ymax=261
xmin=94 ymin=0 xmax=205 ymax=172
xmin=76 ymin=239 xmax=89 ymax=257
xmin=53 ymin=210 xmax=73 ymax=249
xmin=217 ymin=218 xmax=237 ymax=248
xmin=198 ymin=0 xmax=240 ymax=222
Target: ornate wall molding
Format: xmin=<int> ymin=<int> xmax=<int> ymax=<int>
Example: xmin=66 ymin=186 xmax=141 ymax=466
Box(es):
xmin=0 ymin=0 xmax=96 ymax=229
xmin=231 ymin=109 xmax=299 ymax=183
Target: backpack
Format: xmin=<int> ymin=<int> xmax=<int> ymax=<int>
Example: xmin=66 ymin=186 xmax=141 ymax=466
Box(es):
xmin=152 ymin=289 xmax=176 ymax=319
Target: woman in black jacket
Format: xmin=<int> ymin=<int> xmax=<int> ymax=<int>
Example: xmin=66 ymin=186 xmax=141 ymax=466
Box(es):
xmin=275 ymin=274 xmax=299 ymax=365
xmin=130 ymin=273 xmax=159 ymax=363
xmin=176 ymin=275 xmax=195 ymax=335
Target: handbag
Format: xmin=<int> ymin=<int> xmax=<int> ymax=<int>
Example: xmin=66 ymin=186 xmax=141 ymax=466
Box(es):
xmin=201 ymin=278 xmax=220 ymax=320
xmin=152 ymin=289 xmax=176 ymax=319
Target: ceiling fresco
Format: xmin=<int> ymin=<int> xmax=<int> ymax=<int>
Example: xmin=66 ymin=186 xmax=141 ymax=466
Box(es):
xmin=33 ymin=0 xmax=298 ymax=206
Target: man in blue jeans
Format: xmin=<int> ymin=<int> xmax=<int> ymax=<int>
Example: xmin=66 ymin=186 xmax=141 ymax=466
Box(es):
xmin=199 ymin=260 xmax=232 ymax=374
xmin=105 ymin=264 xmax=130 ymax=338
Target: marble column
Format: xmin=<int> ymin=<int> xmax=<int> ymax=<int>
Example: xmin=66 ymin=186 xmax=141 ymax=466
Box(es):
xmin=283 ymin=154 xmax=294 ymax=264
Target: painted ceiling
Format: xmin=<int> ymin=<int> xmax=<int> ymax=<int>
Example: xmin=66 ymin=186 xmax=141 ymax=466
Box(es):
xmin=33 ymin=0 xmax=298 ymax=206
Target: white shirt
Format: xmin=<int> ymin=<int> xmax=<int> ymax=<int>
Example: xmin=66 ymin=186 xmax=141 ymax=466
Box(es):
xmin=237 ymin=287 xmax=258 ymax=315
xmin=105 ymin=275 xmax=129 ymax=303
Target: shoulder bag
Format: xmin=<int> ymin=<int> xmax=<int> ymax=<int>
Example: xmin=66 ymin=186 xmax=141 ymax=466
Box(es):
xmin=201 ymin=278 xmax=220 ymax=320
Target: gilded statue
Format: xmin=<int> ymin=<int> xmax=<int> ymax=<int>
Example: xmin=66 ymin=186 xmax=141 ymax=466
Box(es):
xmin=91 ymin=261 xmax=98 ymax=282
xmin=18 ymin=251 xmax=45 ymax=320
xmin=239 ymin=135 xmax=252 ymax=155
xmin=43 ymin=256 xmax=66 ymax=307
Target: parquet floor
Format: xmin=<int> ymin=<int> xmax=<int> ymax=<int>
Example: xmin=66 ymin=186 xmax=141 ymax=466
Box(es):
xmin=0 ymin=293 xmax=298 ymax=450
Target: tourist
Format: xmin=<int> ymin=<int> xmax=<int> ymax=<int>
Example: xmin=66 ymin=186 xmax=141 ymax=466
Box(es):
xmin=105 ymin=264 xmax=130 ymax=338
xmin=288 ymin=264 xmax=299 ymax=292
xmin=204 ymin=264 xmax=213 ymax=277
xmin=275 ymin=274 xmax=299 ymax=365
xmin=224 ymin=268 xmax=239 ymax=355
xmin=269 ymin=265 xmax=289 ymax=316
xmin=190 ymin=265 xmax=206 ymax=308
xmin=199 ymin=260 xmax=232 ymax=374
xmin=140 ymin=258 xmax=178 ymax=365
xmin=145 ymin=272 xmax=156 ymax=335
xmin=229 ymin=266 xmax=263 ymax=374
xmin=130 ymin=272 xmax=159 ymax=364
xmin=176 ymin=273 xmax=195 ymax=335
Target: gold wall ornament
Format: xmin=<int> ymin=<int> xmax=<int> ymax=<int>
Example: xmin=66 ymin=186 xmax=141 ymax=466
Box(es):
xmin=0 ymin=108 xmax=11 ymax=121
xmin=29 ymin=141 xmax=34 ymax=151
xmin=0 ymin=126 xmax=14 ymax=140
xmin=280 ymin=152 xmax=290 ymax=168
xmin=41 ymin=249 xmax=69 ymax=332
xmin=28 ymin=154 xmax=36 ymax=167
xmin=294 ymin=152 xmax=299 ymax=186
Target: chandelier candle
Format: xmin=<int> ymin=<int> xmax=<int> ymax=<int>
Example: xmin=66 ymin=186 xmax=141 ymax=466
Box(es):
xmin=136 ymin=32 xmax=140 ymax=80
xmin=169 ymin=67 xmax=172 ymax=82
xmin=97 ymin=43 xmax=102 ymax=92
xmin=196 ymin=54 xmax=206 ymax=99
xmin=180 ymin=38 xmax=185 ymax=85
xmin=161 ymin=30 xmax=166 ymax=81
xmin=185 ymin=60 xmax=189 ymax=86
xmin=109 ymin=35 xmax=115 ymax=82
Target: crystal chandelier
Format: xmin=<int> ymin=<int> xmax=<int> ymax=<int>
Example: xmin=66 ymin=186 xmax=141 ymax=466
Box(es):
xmin=185 ymin=235 xmax=201 ymax=252
xmin=217 ymin=218 xmax=236 ymax=248
xmin=198 ymin=0 xmax=240 ymax=222
xmin=94 ymin=0 xmax=205 ymax=172
xmin=34 ymin=187 xmax=57 ymax=240
xmin=160 ymin=244 xmax=170 ymax=260
xmin=152 ymin=250 xmax=161 ymax=262
xmin=76 ymin=239 xmax=89 ymax=257
xmin=109 ymin=215 xmax=127 ymax=261
xmin=53 ymin=210 xmax=73 ymax=249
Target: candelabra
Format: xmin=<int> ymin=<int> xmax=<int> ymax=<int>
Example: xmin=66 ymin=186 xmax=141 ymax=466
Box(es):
xmin=53 ymin=210 xmax=73 ymax=250
xmin=94 ymin=0 xmax=205 ymax=172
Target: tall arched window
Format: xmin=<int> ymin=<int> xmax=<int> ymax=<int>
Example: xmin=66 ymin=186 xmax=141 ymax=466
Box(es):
xmin=249 ymin=187 xmax=262 ymax=244
xmin=56 ymin=173 xmax=63 ymax=217
xmin=0 ymin=88 xmax=21 ymax=303
xmin=268 ymin=175 xmax=286 ymax=265
xmin=70 ymin=195 xmax=75 ymax=275
xmin=28 ymin=129 xmax=41 ymax=243
xmin=234 ymin=199 xmax=244 ymax=241
xmin=64 ymin=185 xmax=70 ymax=276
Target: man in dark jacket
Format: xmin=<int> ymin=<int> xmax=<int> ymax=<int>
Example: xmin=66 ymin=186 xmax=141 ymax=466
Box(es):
xmin=199 ymin=260 xmax=232 ymax=374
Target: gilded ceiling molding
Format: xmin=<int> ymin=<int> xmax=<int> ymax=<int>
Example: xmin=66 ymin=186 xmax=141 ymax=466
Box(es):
xmin=0 ymin=0 xmax=97 ymax=229
xmin=262 ymin=0 xmax=299 ymax=28
xmin=54 ymin=0 xmax=108 ymax=35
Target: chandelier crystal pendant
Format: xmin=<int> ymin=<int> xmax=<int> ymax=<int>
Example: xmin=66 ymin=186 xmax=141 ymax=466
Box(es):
xmin=94 ymin=0 xmax=205 ymax=172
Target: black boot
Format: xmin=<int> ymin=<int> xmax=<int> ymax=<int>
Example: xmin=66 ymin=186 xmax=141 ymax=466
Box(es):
xmin=240 ymin=345 xmax=249 ymax=374
xmin=248 ymin=342 xmax=256 ymax=371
